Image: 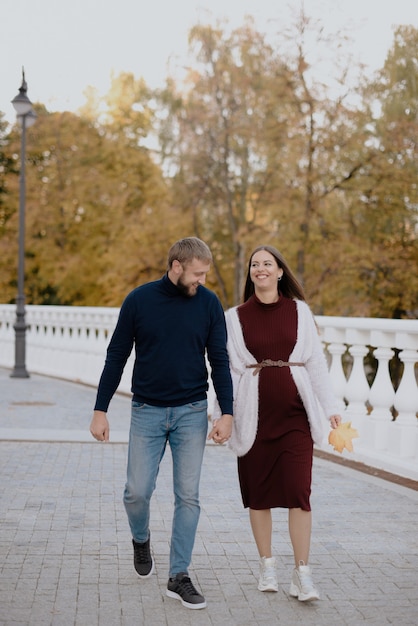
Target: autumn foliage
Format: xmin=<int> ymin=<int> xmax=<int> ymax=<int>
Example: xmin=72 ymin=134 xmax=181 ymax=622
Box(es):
xmin=1 ymin=17 xmax=417 ymax=317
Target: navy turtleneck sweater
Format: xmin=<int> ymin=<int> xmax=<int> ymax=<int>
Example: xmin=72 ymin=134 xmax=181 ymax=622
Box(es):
xmin=94 ymin=273 xmax=233 ymax=415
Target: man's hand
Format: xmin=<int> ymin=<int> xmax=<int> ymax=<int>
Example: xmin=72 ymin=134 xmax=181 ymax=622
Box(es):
xmin=207 ymin=413 xmax=233 ymax=444
xmin=90 ymin=410 xmax=110 ymax=441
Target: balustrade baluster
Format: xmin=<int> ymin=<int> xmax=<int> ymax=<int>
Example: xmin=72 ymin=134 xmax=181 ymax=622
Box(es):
xmin=344 ymin=343 xmax=370 ymax=446
xmin=391 ymin=349 xmax=418 ymax=458
xmin=326 ymin=342 xmax=347 ymax=413
xmin=344 ymin=345 xmax=370 ymax=412
xmin=369 ymin=347 xmax=395 ymax=450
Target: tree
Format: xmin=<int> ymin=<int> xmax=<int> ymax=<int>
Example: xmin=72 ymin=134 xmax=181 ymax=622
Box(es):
xmin=338 ymin=25 xmax=418 ymax=318
xmin=157 ymin=20 xmax=301 ymax=306
xmin=156 ymin=16 xmax=373 ymax=311
xmin=0 ymin=91 xmax=185 ymax=306
xmin=0 ymin=113 xmax=18 ymax=240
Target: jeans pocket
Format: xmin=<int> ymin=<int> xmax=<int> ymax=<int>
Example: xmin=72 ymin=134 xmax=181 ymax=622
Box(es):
xmin=187 ymin=399 xmax=208 ymax=412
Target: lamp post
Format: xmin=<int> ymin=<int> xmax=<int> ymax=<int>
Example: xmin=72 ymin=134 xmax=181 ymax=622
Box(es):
xmin=10 ymin=69 xmax=36 ymax=378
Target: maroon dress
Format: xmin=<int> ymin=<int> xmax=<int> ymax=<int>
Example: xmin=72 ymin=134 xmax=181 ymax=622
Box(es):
xmin=237 ymin=295 xmax=313 ymax=511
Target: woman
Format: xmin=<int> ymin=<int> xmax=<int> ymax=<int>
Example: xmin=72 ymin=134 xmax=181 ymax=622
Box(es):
xmin=222 ymin=245 xmax=341 ymax=601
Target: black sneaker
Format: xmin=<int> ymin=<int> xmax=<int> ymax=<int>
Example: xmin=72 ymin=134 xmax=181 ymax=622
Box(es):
xmin=166 ymin=573 xmax=206 ymax=609
xmin=132 ymin=536 xmax=154 ymax=578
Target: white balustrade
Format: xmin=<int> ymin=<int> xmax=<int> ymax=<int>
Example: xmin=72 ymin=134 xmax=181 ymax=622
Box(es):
xmin=0 ymin=304 xmax=417 ymax=481
xmin=315 ymin=315 xmax=417 ymax=480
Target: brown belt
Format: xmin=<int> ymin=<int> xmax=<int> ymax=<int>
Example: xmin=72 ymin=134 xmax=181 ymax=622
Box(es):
xmin=246 ymin=358 xmax=304 ymax=376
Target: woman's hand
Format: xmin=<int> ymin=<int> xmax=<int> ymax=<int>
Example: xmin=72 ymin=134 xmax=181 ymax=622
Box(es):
xmin=329 ymin=414 xmax=342 ymax=429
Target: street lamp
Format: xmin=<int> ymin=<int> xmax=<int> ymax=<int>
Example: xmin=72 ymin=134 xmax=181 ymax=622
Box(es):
xmin=10 ymin=68 xmax=36 ymax=378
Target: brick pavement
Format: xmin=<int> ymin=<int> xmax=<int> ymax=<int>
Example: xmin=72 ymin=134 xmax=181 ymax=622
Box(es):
xmin=1 ymin=368 xmax=417 ymax=625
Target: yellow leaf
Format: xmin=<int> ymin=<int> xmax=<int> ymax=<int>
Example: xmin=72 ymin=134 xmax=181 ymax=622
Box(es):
xmin=328 ymin=421 xmax=359 ymax=454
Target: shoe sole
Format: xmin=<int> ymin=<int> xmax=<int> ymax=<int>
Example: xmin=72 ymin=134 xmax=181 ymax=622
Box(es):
xmin=166 ymin=589 xmax=207 ymax=610
xmin=289 ymin=582 xmax=319 ymax=601
xmin=135 ymin=557 xmax=155 ymax=579
xmin=258 ymin=583 xmax=278 ymax=592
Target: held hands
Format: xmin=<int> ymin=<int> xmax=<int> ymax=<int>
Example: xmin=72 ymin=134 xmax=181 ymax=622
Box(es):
xmin=207 ymin=413 xmax=233 ymax=445
xmin=90 ymin=410 xmax=110 ymax=441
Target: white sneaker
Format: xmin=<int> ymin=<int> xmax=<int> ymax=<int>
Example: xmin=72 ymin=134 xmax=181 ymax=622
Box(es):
xmin=258 ymin=556 xmax=278 ymax=592
xmin=289 ymin=561 xmax=320 ymax=601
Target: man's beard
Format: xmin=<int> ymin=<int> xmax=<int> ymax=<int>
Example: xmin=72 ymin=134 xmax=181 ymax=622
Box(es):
xmin=177 ymin=276 xmax=199 ymax=298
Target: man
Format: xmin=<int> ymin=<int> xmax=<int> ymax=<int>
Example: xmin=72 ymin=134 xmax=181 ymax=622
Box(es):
xmin=90 ymin=237 xmax=233 ymax=610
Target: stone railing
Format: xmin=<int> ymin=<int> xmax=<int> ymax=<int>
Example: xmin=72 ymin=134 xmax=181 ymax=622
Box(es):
xmin=0 ymin=304 xmax=417 ymax=481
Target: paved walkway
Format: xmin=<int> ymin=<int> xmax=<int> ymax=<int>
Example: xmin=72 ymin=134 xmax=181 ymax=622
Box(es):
xmin=0 ymin=367 xmax=417 ymax=626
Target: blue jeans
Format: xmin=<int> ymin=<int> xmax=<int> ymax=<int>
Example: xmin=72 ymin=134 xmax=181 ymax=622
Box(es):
xmin=123 ymin=399 xmax=208 ymax=577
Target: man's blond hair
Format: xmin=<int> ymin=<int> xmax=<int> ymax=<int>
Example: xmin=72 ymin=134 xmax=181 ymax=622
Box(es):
xmin=167 ymin=237 xmax=212 ymax=269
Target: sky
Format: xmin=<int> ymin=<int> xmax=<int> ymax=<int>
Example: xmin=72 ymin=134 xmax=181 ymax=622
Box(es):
xmin=2 ymin=0 xmax=417 ymax=123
